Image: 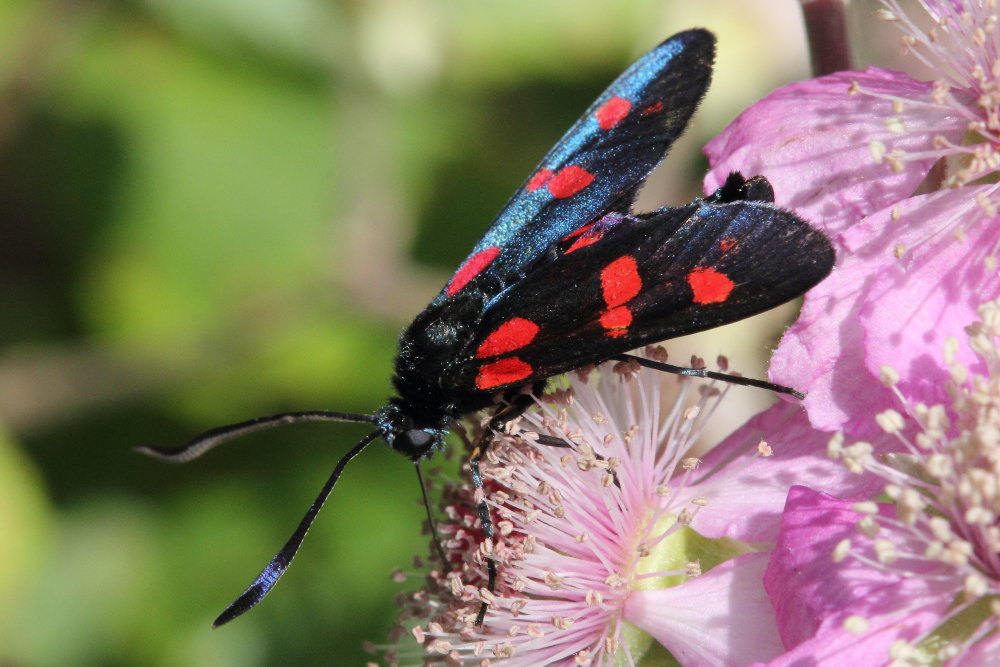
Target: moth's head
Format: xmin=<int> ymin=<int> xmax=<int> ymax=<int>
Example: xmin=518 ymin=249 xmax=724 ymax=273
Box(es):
xmin=376 ymin=403 xmax=446 ymax=461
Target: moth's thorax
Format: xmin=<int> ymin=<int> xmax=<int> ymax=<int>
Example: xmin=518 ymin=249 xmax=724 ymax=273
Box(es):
xmin=390 ymin=293 xmax=497 ymax=424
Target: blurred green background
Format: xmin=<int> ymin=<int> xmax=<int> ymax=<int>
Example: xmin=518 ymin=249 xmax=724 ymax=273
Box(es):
xmin=0 ymin=1 xmax=828 ymax=665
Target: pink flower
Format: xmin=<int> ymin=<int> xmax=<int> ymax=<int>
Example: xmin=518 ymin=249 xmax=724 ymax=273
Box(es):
xmin=706 ymin=0 xmax=1000 ymax=438
xmin=381 ymin=352 xmax=881 ymax=666
xmin=763 ymin=297 xmax=1000 ymax=665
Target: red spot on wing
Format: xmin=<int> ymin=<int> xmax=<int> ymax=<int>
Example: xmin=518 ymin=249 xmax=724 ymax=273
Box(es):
xmin=600 ymin=256 xmax=641 ymax=307
xmin=548 ymin=165 xmax=595 ymax=198
xmin=562 ymin=221 xmax=595 ymax=241
xmin=565 ymin=230 xmax=604 ymax=253
xmin=476 ymin=358 xmax=533 ymax=390
xmin=600 ymin=305 xmax=632 ymax=336
xmin=687 ymin=267 xmax=735 ymax=304
xmin=476 ymin=317 xmax=540 ymax=358
xmin=527 ymin=168 xmax=554 ymax=192
xmin=640 ymin=101 xmax=664 ymax=116
xmin=719 ymin=237 xmax=736 ymax=252
xmin=595 ymin=96 xmax=632 ymax=130
xmin=447 ymin=246 xmax=500 ymax=296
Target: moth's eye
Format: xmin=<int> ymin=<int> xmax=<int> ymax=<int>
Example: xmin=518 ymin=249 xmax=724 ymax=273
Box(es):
xmin=394 ymin=428 xmax=440 ymax=460
xmin=405 ymin=429 xmax=434 ymax=448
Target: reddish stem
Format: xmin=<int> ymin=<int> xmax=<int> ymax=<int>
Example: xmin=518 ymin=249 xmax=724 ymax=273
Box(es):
xmin=801 ymin=0 xmax=853 ymax=75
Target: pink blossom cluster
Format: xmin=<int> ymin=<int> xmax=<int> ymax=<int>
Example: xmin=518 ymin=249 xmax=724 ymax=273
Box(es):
xmin=379 ymin=1 xmax=1000 ymax=664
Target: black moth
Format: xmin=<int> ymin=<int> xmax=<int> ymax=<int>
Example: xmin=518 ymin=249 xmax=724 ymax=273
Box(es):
xmin=140 ymin=29 xmax=834 ymax=628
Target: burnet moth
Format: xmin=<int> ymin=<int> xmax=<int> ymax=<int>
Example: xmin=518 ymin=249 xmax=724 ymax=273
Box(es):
xmin=140 ymin=29 xmax=835 ymax=628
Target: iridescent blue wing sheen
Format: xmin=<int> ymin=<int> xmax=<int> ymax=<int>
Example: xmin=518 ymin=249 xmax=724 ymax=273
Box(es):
xmin=437 ymin=29 xmax=715 ymax=303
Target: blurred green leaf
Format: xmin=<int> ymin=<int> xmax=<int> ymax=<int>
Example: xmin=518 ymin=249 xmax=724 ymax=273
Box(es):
xmin=52 ymin=20 xmax=336 ymax=345
xmin=0 ymin=425 xmax=52 ymax=635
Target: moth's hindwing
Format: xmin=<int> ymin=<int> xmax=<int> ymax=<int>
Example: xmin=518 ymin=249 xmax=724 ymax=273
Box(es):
xmin=451 ymin=201 xmax=835 ymax=393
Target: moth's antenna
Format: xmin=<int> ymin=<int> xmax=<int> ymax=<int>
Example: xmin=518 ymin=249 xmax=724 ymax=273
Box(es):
xmin=136 ymin=411 xmax=379 ymax=463
xmin=213 ymin=428 xmax=382 ymax=627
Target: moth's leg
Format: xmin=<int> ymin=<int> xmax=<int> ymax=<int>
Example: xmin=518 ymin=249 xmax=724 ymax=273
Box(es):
xmin=532 ymin=433 xmax=620 ymax=489
xmin=613 ymin=353 xmax=804 ymax=399
xmin=469 ymin=392 xmax=536 ymax=626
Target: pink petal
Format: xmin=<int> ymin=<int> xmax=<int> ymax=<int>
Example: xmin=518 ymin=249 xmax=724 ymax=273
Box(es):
xmin=705 ymin=68 xmax=965 ymax=237
xmin=858 ymin=190 xmax=1000 ymax=409
xmin=623 ymin=552 xmax=783 ymax=666
xmin=758 ymin=610 xmax=943 ymax=667
xmin=765 ymin=486 xmax=949 ymax=648
xmin=772 ymin=186 xmax=1000 ymax=435
xmin=769 ymin=206 xmax=897 ymax=435
xmin=951 ymin=631 xmax=1000 ymax=665
xmin=687 ymin=404 xmax=888 ymax=544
